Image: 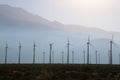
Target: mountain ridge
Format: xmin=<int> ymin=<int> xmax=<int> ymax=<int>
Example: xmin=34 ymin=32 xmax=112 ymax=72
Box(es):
xmin=0 ymin=4 xmax=117 ymax=35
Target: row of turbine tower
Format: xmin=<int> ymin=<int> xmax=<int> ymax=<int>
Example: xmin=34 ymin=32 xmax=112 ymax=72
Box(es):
xmin=2 ymin=36 xmax=120 ymax=65
xmin=86 ymin=35 xmax=118 ymax=65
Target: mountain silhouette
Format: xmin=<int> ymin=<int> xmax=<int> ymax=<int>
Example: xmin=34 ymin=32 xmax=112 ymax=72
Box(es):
xmin=0 ymin=4 xmax=117 ymax=36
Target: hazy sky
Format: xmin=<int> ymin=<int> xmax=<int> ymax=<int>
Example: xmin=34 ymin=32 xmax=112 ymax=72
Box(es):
xmin=0 ymin=0 xmax=120 ymax=31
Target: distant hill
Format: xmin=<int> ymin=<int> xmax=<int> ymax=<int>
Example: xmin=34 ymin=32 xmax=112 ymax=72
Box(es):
xmin=0 ymin=4 xmax=117 ymax=36
xmin=0 ymin=5 xmax=51 ymax=25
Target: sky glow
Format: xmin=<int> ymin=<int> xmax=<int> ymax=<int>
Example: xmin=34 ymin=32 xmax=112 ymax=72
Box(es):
xmin=0 ymin=0 xmax=120 ymax=31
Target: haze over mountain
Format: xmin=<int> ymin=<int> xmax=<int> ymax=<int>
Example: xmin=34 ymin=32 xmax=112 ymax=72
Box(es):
xmin=0 ymin=5 xmax=116 ymax=35
xmin=0 ymin=4 xmax=120 ymax=64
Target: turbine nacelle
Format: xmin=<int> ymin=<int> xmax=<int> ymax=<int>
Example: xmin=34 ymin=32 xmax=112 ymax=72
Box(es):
xmin=33 ymin=41 xmax=36 ymax=47
xmin=5 ymin=42 xmax=8 ymax=48
xmin=87 ymin=36 xmax=94 ymax=48
xmin=19 ymin=42 xmax=21 ymax=48
xmin=49 ymin=42 xmax=54 ymax=46
xmin=110 ymin=35 xmax=117 ymax=47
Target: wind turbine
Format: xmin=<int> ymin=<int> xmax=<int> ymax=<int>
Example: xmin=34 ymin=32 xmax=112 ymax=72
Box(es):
xmin=5 ymin=42 xmax=8 ymax=64
xmin=49 ymin=42 xmax=54 ymax=64
xmin=109 ymin=35 xmax=117 ymax=65
xmin=72 ymin=50 xmax=74 ymax=64
xmin=33 ymin=41 xmax=36 ymax=64
xmin=86 ymin=36 xmax=93 ymax=64
xmin=43 ymin=52 xmax=45 ymax=64
xmin=18 ymin=42 xmax=21 ymax=64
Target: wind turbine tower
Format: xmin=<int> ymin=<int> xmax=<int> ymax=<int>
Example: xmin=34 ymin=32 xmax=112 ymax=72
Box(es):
xmin=18 ymin=42 xmax=21 ymax=64
xmin=87 ymin=36 xmax=93 ymax=64
xmin=119 ymin=54 xmax=120 ymax=65
xmin=43 ymin=52 xmax=45 ymax=64
xmin=109 ymin=35 xmax=116 ymax=65
xmin=49 ymin=43 xmax=54 ymax=64
xmin=110 ymin=38 xmax=113 ymax=65
xmin=5 ymin=42 xmax=8 ymax=64
xmin=72 ymin=50 xmax=74 ymax=64
xmin=62 ymin=51 xmax=64 ymax=64
xmin=67 ymin=39 xmax=70 ymax=64
xmin=33 ymin=41 xmax=36 ymax=64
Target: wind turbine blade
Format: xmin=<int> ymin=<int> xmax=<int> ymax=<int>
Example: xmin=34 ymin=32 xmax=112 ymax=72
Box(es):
xmin=52 ymin=42 xmax=54 ymax=45
xmin=95 ymin=50 xmax=97 ymax=53
xmin=65 ymin=46 xmax=67 ymax=49
xmin=69 ymin=43 xmax=73 ymax=46
xmin=90 ymin=43 xmax=94 ymax=47
xmin=33 ymin=40 xmax=35 ymax=44
xmin=113 ymin=42 xmax=118 ymax=47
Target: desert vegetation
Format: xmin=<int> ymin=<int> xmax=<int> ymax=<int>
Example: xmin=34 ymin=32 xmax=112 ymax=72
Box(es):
xmin=0 ymin=64 xmax=120 ymax=80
